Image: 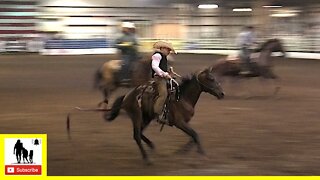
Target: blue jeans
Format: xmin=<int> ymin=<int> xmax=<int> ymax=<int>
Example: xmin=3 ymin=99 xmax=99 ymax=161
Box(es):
xmin=240 ymin=47 xmax=252 ymax=71
xmin=119 ymin=55 xmax=134 ymax=80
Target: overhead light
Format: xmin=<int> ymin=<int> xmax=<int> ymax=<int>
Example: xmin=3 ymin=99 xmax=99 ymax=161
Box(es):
xmin=288 ymin=10 xmax=302 ymax=13
xmin=198 ymin=4 xmax=219 ymax=9
xmin=270 ymin=13 xmax=297 ymax=17
xmin=263 ymin=5 xmax=282 ymax=8
xmin=232 ymin=8 xmax=252 ymax=12
xmin=269 ymin=9 xmax=301 ymax=13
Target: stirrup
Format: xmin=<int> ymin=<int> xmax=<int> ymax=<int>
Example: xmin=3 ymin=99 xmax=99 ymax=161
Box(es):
xmin=156 ymin=112 xmax=165 ymax=122
xmin=119 ymin=79 xmax=131 ymax=86
xmin=157 ymin=118 xmax=169 ymax=125
xmin=156 ymin=112 xmax=169 ymax=124
xmin=239 ymin=71 xmax=251 ymax=75
xmin=158 ymin=118 xmax=170 ymax=132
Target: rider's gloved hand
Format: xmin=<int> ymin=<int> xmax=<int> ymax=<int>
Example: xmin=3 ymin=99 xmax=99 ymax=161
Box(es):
xmin=119 ymin=42 xmax=133 ymax=47
xmin=164 ymin=73 xmax=172 ymax=80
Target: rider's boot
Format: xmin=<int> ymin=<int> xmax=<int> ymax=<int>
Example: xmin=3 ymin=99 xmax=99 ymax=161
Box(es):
xmin=239 ymin=70 xmax=251 ymax=75
xmin=239 ymin=64 xmax=251 ymax=75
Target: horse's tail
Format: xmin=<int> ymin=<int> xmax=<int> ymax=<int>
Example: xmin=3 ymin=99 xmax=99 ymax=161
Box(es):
xmin=105 ymin=95 xmax=125 ymax=121
xmin=93 ymin=68 xmax=103 ymax=90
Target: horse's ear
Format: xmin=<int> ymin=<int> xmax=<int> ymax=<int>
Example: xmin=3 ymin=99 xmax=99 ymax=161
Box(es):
xmin=271 ymin=38 xmax=278 ymax=43
xmin=203 ymin=68 xmax=210 ymax=74
xmin=209 ymin=66 xmax=214 ymax=73
xmin=203 ymin=66 xmax=214 ymax=74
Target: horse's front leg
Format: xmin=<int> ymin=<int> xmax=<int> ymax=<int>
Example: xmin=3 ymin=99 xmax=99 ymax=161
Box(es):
xmin=98 ymin=88 xmax=110 ymax=108
xmin=270 ymin=71 xmax=281 ymax=96
xmin=175 ymin=120 xmax=206 ymax=155
xmin=175 ymin=138 xmax=194 ymax=154
xmin=260 ymin=68 xmax=281 ymax=96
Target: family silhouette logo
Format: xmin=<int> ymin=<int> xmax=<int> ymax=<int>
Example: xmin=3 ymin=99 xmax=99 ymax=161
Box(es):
xmin=4 ymin=138 xmax=43 ymax=175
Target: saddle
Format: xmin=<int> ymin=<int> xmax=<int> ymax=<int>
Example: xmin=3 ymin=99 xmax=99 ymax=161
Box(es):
xmin=138 ymin=79 xmax=180 ymax=102
xmin=136 ymin=79 xmax=180 ymax=126
xmin=225 ymin=53 xmax=259 ymax=63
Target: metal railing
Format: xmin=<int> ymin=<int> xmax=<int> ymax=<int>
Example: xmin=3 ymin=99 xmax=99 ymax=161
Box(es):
xmin=0 ymin=37 xmax=319 ymax=53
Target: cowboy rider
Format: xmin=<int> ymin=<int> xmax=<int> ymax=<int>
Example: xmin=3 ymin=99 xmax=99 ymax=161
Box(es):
xmin=151 ymin=41 xmax=176 ymax=124
xmin=115 ymin=22 xmax=139 ymax=84
xmin=236 ymin=26 xmax=257 ymax=74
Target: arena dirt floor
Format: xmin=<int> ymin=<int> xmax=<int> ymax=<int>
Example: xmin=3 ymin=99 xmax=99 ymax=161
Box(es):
xmin=1 ymin=53 xmax=320 ymax=175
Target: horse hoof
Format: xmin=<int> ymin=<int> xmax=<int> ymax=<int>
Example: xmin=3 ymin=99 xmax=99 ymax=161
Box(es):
xmin=174 ymin=148 xmax=191 ymax=155
xmin=149 ymin=144 xmax=155 ymax=150
xmin=273 ymin=86 xmax=281 ymax=95
xmin=197 ymin=149 xmax=206 ymax=156
xmin=144 ymin=159 xmax=153 ymax=166
xmin=200 ymin=154 xmax=210 ymax=161
xmin=103 ymin=112 xmax=113 ymax=121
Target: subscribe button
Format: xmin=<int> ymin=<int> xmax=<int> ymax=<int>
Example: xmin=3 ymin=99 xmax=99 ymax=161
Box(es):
xmin=5 ymin=165 xmax=42 ymax=175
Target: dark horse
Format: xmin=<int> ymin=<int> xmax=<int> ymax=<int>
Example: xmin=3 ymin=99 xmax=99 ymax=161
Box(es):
xmin=104 ymin=66 xmax=224 ymax=164
xmin=212 ymin=38 xmax=286 ymax=80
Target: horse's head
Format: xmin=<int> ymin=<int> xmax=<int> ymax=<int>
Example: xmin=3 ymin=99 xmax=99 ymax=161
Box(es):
xmin=265 ymin=39 xmax=286 ymax=57
xmin=196 ymin=67 xmax=224 ymax=99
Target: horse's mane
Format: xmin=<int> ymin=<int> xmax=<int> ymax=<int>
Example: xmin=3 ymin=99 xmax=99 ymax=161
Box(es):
xmin=256 ymin=38 xmax=279 ymax=52
xmin=179 ymin=73 xmax=197 ymax=93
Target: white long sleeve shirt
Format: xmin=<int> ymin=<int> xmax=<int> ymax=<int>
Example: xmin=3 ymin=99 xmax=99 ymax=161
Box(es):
xmin=151 ymin=53 xmax=169 ymax=77
xmin=237 ymin=31 xmax=255 ymax=47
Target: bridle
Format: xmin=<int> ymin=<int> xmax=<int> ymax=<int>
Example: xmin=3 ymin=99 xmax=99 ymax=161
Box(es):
xmin=195 ymin=68 xmax=218 ymax=93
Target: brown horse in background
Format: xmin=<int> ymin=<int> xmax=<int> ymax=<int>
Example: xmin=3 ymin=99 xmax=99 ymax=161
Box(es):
xmin=94 ymin=54 xmax=175 ymax=107
xmin=93 ymin=57 xmax=151 ymax=106
xmin=212 ymin=38 xmax=286 ymax=79
xmin=104 ymin=66 xmax=224 ymax=164
xmin=211 ymin=38 xmax=286 ymax=94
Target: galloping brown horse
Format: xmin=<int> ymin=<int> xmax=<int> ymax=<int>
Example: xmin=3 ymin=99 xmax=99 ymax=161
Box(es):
xmin=212 ymin=38 xmax=286 ymax=79
xmin=104 ymin=66 xmax=224 ymax=164
xmin=211 ymin=39 xmax=286 ymax=95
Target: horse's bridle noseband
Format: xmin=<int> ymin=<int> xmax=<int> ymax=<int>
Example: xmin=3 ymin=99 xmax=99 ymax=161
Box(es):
xmin=195 ymin=69 xmax=218 ymax=93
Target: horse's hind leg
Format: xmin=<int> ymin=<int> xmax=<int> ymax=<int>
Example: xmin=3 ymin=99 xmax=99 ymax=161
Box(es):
xmin=175 ymin=121 xmax=206 ymax=155
xmin=141 ymin=125 xmax=155 ymax=150
xmin=127 ymin=108 xmax=151 ymax=164
xmin=133 ymin=126 xmax=152 ymax=165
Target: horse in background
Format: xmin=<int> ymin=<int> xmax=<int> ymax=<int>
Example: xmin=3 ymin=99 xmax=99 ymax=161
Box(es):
xmin=212 ymin=38 xmax=286 ymax=94
xmin=104 ymin=66 xmax=224 ymax=164
xmin=93 ymin=54 xmax=175 ymax=107
xmin=94 ymin=58 xmax=150 ymax=106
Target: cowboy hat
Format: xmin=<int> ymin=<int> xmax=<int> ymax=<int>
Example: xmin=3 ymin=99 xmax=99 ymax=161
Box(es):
xmin=121 ymin=22 xmax=135 ymax=29
xmin=153 ymin=40 xmax=176 ymax=54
